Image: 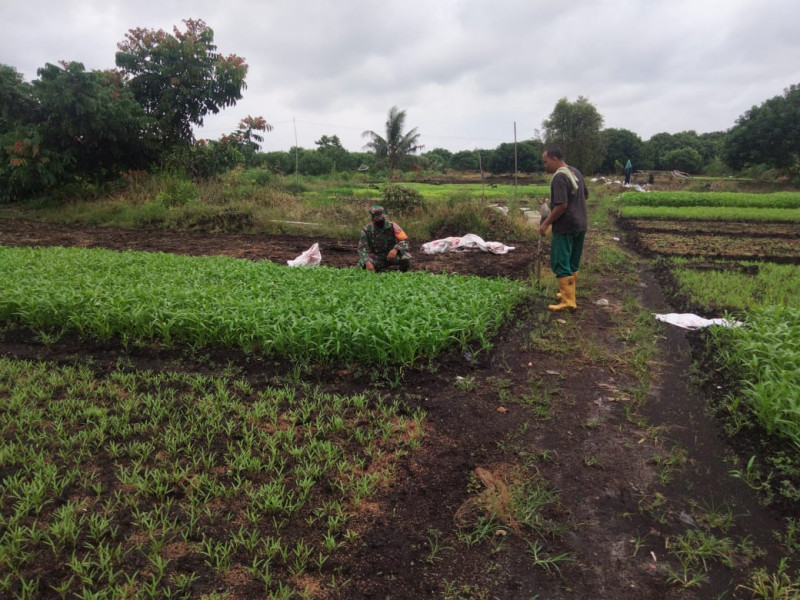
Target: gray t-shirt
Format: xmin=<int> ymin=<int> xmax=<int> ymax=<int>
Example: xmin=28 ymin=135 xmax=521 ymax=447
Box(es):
xmin=550 ymin=167 xmax=589 ymax=235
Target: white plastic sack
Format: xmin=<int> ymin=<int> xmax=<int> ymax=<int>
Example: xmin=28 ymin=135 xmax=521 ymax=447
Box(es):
xmin=654 ymin=313 xmax=742 ymax=330
xmin=420 ymin=233 xmax=515 ymax=255
xmin=287 ymin=243 xmax=322 ymax=267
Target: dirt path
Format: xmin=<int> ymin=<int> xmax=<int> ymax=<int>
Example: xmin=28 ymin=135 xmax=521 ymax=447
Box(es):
xmin=0 ymin=218 xmax=790 ymax=598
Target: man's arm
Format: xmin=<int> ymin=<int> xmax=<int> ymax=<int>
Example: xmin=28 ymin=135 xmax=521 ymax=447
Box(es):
xmin=388 ymin=223 xmax=410 ymax=259
xmin=539 ymin=174 xmax=572 ymax=234
xmin=358 ymin=226 xmax=371 ymax=265
xmin=539 ymin=203 xmax=567 ymax=235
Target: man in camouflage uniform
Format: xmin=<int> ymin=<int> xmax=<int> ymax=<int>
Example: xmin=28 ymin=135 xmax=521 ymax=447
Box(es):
xmin=358 ymin=205 xmax=412 ymax=272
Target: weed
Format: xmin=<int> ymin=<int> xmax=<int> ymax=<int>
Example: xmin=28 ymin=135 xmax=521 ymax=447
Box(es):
xmin=631 ymin=531 xmax=650 ymax=557
xmin=737 ymin=559 xmax=800 ymax=599
xmin=425 ymin=528 xmax=454 ymax=563
xmin=526 ymin=539 xmax=574 ymax=576
xmin=454 ymin=375 xmax=478 ymax=392
xmin=730 ymin=455 xmax=774 ymax=499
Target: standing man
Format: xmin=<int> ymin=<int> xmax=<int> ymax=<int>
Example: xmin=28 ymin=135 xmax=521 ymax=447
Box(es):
xmin=624 ymin=159 xmax=633 ymax=185
xmin=358 ymin=205 xmax=412 ymax=272
xmin=539 ymin=147 xmax=589 ymax=310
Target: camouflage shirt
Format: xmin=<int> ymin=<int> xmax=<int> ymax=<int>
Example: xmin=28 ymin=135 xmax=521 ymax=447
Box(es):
xmin=358 ymin=220 xmax=409 ymax=265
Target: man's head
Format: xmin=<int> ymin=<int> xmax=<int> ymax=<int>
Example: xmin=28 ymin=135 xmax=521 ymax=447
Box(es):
xmin=370 ymin=205 xmax=387 ymax=227
xmin=542 ymin=147 xmax=564 ymax=173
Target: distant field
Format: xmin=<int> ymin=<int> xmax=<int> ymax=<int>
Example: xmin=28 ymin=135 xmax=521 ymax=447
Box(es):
xmin=619 ymin=190 xmax=800 ymax=208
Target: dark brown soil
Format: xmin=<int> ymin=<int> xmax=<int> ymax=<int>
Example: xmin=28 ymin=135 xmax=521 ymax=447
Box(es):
xmin=0 ymin=218 xmax=792 ymax=599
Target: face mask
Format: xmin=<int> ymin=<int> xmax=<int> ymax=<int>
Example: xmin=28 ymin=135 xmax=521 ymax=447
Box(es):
xmin=373 ymin=217 xmax=386 ymax=227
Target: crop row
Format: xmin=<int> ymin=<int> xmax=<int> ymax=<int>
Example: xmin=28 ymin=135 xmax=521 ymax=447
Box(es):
xmin=615 ymin=189 xmax=800 ymax=497
xmin=0 ymin=246 xmax=524 ymax=366
xmin=670 ymin=260 xmax=800 ymax=312
xmin=622 ymin=219 xmax=800 ymax=238
xmin=710 ymin=307 xmax=800 ymax=448
xmin=634 ymin=231 xmax=800 ymax=262
xmin=0 ymin=356 xmax=424 ymax=598
xmin=664 ymin=258 xmax=800 ymax=452
xmin=619 ymin=205 xmax=800 ymax=222
xmin=619 ymin=191 xmax=800 ymax=209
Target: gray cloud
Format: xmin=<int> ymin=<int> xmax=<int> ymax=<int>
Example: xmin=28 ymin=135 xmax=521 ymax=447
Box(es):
xmin=1 ymin=0 xmax=798 ymax=152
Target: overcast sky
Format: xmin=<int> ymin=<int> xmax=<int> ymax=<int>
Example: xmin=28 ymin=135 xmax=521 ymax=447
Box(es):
xmin=2 ymin=0 xmax=799 ymax=153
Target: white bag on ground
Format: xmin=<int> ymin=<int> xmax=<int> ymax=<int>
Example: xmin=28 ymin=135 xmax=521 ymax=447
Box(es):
xmin=287 ymin=243 xmax=322 ymax=267
xmin=420 ymin=233 xmax=515 ymax=255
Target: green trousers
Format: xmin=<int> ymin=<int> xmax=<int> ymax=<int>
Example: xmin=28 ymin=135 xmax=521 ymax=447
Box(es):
xmin=550 ymin=231 xmax=586 ymax=278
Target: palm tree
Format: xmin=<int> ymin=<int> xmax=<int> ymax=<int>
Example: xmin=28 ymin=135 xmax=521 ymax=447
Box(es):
xmin=362 ymin=106 xmax=423 ymax=172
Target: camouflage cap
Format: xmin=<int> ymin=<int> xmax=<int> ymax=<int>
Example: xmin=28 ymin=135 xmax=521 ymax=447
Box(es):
xmin=370 ymin=205 xmax=386 ymax=218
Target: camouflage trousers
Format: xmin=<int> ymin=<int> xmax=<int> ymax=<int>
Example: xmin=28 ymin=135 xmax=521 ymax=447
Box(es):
xmin=361 ymin=252 xmax=412 ymax=272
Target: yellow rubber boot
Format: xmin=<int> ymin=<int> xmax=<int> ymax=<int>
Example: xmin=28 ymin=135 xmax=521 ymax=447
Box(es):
xmin=556 ymin=270 xmax=578 ymax=299
xmin=548 ymin=276 xmax=577 ymax=310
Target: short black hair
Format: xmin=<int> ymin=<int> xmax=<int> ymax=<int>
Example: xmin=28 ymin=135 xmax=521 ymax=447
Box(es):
xmin=544 ymin=147 xmax=563 ymax=160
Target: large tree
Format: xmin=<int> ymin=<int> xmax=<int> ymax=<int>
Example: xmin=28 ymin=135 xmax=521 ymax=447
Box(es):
xmin=0 ymin=65 xmax=35 ymax=126
xmin=644 ymin=130 xmax=720 ymax=173
xmin=450 ymin=149 xmax=482 ymax=171
xmin=1 ymin=62 xmax=153 ymax=201
xmin=599 ymin=128 xmax=646 ymax=173
xmin=723 ymin=84 xmax=800 ymax=172
xmin=542 ymin=96 xmax=604 ymax=174
xmin=315 ymin=134 xmax=356 ymax=172
xmin=488 ymin=140 xmax=543 ymax=173
xmin=33 ymin=62 xmax=154 ymax=177
xmin=115 ymin=19 xmax=248 ymax=147
xmin=362 ymin=106 xmax=423 ymax=172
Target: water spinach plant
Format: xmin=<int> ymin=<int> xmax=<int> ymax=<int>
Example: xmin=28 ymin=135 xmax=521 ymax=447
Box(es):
xmin=709 ymin=306 xmax=800 ymax=448
xmin=619 ymin=190 xmax=800 ymax=209
xmin=618 ymin=190 xmax=800 ymax=222
xmin=0 ymin=357 xmax=426 ymax=598
xmin=0 ymin=246 xmax=523 ymax=366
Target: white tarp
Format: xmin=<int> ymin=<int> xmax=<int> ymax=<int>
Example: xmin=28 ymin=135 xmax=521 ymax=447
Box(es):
xmin=420 ymin=234 xmax=515 ymax=255
xmin=654 ymin=313 xmax=742 ymax=330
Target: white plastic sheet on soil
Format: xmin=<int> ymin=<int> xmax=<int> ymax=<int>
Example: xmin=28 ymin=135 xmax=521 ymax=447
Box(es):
xmin=420 ymin=234 xmax=515 ymax=255
xmin=654 ymin=313 xmax=742 ymax=330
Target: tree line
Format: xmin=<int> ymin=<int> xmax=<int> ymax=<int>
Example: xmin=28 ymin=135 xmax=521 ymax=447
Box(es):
xmin=1 ymin=18 xmax=798 ymax=202
xmin=0 ymin=19 xmax=268 ymax=202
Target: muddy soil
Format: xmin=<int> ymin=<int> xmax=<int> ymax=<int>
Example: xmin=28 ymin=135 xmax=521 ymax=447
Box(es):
xmin=0 ymin=219 xmax=539 ymax=279
xmin=0 ymin=218 xmax=792 ymax=599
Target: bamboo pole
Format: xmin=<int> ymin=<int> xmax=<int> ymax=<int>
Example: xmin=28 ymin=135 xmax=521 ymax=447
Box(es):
xmin=477 ymin=149 xmax=485 ymax=202
xmin=513 ymin=122 xmax=518 ymax=203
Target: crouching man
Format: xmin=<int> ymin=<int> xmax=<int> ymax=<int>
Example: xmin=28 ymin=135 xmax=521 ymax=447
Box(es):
xmin=358 ymin=205 xmax=412 ymax=272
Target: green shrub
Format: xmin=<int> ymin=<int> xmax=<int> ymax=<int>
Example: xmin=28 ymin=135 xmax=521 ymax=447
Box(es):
xmin=156 ymin=175 xmax=199 ymax=207
xmin=246 ymin=168 xmax=272 ymax=186
xmin=426 ymin=202 xmax=527 ymax=241
xmin=284 ymin=181 xmax=309 ymax=195
xmin=382 ymin=184 xmax=428 ymax=215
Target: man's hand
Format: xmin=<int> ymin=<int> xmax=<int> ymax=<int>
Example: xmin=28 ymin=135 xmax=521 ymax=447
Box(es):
xmin=366 ymin=261 xmax=376 ymax=272
xmin=539 ymin=222 xmax=548 ymax=236
xmin=387 ymin=248 xmax=398 ymax=260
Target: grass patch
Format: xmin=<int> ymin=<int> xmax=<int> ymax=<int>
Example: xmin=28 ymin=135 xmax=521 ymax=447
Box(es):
xmin=4 ymin=172 xmax=541 ymax=243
